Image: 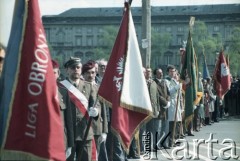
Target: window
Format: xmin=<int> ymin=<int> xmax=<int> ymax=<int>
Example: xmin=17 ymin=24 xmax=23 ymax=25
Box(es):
xmin=177 ymin=36 xmax=183 ymax=45
xmin=164 ymin=52 xmax=173 ymax=65
xmin=213 ymin=26 xmax=220 ymax=32
xmin=87 ymin=36 xmax=93 ymax=46
xmin=85 ymin=52 xmax=94 ymax=61
xmin=74 ymin=52 xmax=83 ymax=59
xmin=177 ymin=26 xmax=183 ymax=32
xmin=87 ymin=28 xmax=92 ymax=34
xmin=97 ymin=35 xmax=104 ymax=46
xmin=75 ymin=36 xmax=82 ymax=46
xmin=76 ymin=27 xmax=82 ymax=34
xmin=98 ymin=28 xmax=103 ymax=34
xmin=166 ymin=27 xmax=172 ymax=32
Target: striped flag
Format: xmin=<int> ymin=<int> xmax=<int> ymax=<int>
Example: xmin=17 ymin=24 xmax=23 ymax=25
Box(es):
xmin=0 ymin=0 xmax=65 ymax=160
xmin=98 ymin=2 xmax=152 ymax=152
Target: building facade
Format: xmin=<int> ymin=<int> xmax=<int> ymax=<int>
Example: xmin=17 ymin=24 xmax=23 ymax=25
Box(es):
xmin=42 ymin=4 xmax=240 ymax=72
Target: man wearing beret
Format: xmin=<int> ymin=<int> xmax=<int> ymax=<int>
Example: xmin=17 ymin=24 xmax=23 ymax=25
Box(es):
xmin=82 ymin=60 xmax=108 ymax=161
xmin=62 ymin=57 xmax=99 ymax=161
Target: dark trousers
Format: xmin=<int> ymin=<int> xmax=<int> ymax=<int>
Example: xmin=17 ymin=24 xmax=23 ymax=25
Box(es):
xmin=169 ymin=121 xmax=181 ymax=147
xmin=128 ymin=136 xmax=138 ymax=157
xmin=212 ymin=99 xmax=219 ymax=121
xmin=98 ymin=141 xmax=109 ymax=161
xmin=193 ymin=107 xmax=200 ymax=131
xmin=106 ymin=126 xmax=127 ymax=161
xmin=145 ymin=118 xmax=160 ymax=149
xmin=186 ymin=120 xmax=193 ymax=134
xmin=67 ymin=140 xmax=92 ymax=161
xmin=94 ymin=135 xmax=109 ymax=161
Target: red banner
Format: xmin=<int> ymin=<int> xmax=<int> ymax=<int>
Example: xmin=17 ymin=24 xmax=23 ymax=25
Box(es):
xmin=214 ymin=51 xmax=231 ymax=99
xmin=1 ymin=0 xmax=65 ymax=160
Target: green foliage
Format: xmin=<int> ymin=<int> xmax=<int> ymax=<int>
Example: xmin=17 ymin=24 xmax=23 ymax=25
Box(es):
xmin=192 ymin=21 xmax=223 ymax=71
xmin=226 ymin=26 xmax=240 ymax=76
xmin=151 ymin=28 xmax=172 ymax=68
xmin=93 ymin=26 xmax=118 ymax=61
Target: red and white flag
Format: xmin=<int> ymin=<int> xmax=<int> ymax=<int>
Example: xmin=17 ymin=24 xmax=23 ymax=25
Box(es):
xmin=98 ymin=3 xmax=152 ymax=152
xmin=213 ymin=51 xmax=231 ymax=99
xmin=0 ymin=0 xmax=65 ymax=160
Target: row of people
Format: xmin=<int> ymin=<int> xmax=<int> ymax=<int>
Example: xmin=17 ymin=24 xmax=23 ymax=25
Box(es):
xmin=52 ymin=56 xmax=225 ymax=161
xmin=53 ymin=57 xmax=109 ymax=161
xmin=132 ymin=64 xmax=224 ymax=159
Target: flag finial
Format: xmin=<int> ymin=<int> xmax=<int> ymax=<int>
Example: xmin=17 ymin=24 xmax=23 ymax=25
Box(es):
xmin=189 ymin=16 xmax=195 ymax=27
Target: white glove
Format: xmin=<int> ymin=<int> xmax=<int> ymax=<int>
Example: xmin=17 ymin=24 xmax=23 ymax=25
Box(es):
xmin=213 ymin=95 xmax=217 ymax=101
xmin=200 ymin=104 xmax=204 ymax=108
xmin=88 ymin=107 xmax=98 ymax=117
xmin=66 ymin=147 xmax=72 ymax=159
xmin=99 ymin=133 xmax=107 ymax=143
xmin=193 ymin=105 xmax=197 ymax=110
xmin=152 ymin=111 xmax=159 ymax=118
xmin=164 ymin=101 xmax=171 ymax=109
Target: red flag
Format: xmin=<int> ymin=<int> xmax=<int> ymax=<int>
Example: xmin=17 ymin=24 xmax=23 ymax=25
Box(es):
xmin=0 ymin=0 xmax=65 ymax=160
xmin=98 ymin=3 xmax=152 ymax=152
xmin=213 ymin=51 xmax=231 ymax=99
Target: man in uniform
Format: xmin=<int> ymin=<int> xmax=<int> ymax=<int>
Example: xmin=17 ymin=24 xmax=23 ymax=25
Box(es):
xmin=63 ymin=57 xmax=99 ymax=161
xmin=82 ymin=60 xmax=108 ymax=161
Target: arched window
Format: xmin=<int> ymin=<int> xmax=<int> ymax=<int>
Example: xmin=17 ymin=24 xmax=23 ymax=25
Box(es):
xmin=74 ymin=51 xmax=84 ymax=60
xmin=85 ymin=51 xmax=94 ymax=62
xmin=164 ymin=51 xmax=173 ymax=65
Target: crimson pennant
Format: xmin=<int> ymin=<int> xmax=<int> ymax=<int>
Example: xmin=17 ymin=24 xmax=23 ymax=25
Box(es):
xmin=0 ymin=0 xmax=65 ymax=160
xmin=98 ymin=2 xmax=152 ymax=152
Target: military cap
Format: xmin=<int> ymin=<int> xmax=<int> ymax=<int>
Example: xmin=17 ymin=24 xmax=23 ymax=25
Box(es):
xmin=64 ymin=57 xmax=81 ymax=68
xmin=82 ymin=60 xmax=96 ymax=74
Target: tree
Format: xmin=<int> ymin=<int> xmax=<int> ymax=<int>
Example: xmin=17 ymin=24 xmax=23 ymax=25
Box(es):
xmin=151 ymin=28 xmax=172 ymax=68
xmin=192 ymin=21 xmax=223 ymax=72
xmin=92 ymin=26 xmax=118 ymax=61
xmin=226 ymin=26 xmax=240 ymax=76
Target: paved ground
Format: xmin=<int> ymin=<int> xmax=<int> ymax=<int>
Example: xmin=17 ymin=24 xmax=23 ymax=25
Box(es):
xmin=129 ymin=115 xmax=240 ymax=161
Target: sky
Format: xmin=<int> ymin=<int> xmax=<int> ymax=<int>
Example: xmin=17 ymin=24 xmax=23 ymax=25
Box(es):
xmin=39 ymin=0 xmax=240 ymax=15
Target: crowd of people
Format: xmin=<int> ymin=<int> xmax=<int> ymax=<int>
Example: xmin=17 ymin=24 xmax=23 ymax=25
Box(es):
xmin=0 ymin=42 xmax=238 ymax=161
xmin=51 ymin=55 xmax=233 ymax=161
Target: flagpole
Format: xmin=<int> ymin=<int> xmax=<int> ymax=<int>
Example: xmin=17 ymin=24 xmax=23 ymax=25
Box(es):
xmin=78 ymin=97 xmax=97 ymax=161
xmin=129 ymin=0 xmax=133 ymax=5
